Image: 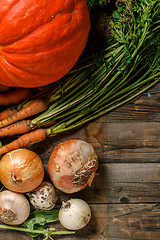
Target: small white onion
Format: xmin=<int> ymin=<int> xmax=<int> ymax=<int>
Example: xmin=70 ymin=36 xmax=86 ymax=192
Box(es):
xmin=0 ymin=190 xmax=30 ymax=225
xmin=59 ymin=198 xmax=91 ymax=230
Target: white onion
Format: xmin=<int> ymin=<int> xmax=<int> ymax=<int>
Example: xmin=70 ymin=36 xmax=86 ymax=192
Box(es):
xmin=48 ymin=139 xmax=98 ymax=193
xmin=0 ymin=190 xmax=30 ymax=225
xmin=59 ymin=198 xmax=91 ymax=230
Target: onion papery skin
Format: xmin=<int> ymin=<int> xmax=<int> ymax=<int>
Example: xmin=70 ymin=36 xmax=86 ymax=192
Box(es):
xmin=0 ymin=0 xmax=90 ymax=87
xmin=0 ymin=148 xmax=44 ymax=193
xmin=48 ymin=139 xmax=98 ymax=194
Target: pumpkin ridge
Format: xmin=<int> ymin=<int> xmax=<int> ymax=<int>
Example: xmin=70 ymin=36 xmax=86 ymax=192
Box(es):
xmin=0 ymin=55 xmax=43 ymax=76
xmin=0 ymin=0 xmax=21 ymax=24
xmin=0 ymin=57 xmax=44 ymax=87
xmin=1 ymin=9 xmax=65 ymax=47
xmin=0 ymin=59 xmax=19 ymax=86
xmin=0 ymin=0 xmax=78 ymax=47
xmin=2 ymin=12 xmax=88 ymax=55
xmin=2 ymin=26 xmax=88 ymax=76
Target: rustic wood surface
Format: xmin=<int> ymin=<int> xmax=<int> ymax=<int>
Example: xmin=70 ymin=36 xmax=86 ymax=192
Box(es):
xmin=0 ymin=9 xmax=160 ymax=240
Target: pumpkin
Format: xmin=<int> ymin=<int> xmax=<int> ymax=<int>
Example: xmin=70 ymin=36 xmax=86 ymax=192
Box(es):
xmin=0 ymin=0 xmax=90 ymax=88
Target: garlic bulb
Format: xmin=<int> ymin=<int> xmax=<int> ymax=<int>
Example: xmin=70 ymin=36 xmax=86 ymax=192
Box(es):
xmin=59 ymin=198 xmax=91 ymax=230
xmin=0 ymin=190 xmax=30 ymax=225
xmin=27 ymin=181 xmax=57 ymax=210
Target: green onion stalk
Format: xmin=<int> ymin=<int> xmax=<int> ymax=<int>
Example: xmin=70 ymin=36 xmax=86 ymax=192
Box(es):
xmin=28 ymin=0 xmax=160 ymax=137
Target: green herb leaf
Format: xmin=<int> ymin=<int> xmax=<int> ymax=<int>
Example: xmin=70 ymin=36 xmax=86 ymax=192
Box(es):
xmin=27 ymin=224 xmax=47 ymax=238
xmin=23 ymin=209 xmax=59 ymax=232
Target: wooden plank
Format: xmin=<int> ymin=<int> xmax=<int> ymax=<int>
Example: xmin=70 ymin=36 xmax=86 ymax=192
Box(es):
xmin=0 ymin=230 xmax=31 ymax=240
xmin=106 ymin=204 xmax=160 ymax=240
xmin=82 ymin=120 xmax=160 ymax=163
xmin=43 ymin=163 xmax=160 ymax=204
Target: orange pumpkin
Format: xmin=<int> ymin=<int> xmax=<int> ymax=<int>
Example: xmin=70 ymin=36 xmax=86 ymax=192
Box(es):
xmin=0 ymin=0 xmax=90 ymax=87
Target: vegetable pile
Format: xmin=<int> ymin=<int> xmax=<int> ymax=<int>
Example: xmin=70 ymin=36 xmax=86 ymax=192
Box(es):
xmin=0 ymin=0 xmax=160 ymax=239
xmin=0 ymin=141 xmax=95 ymax=239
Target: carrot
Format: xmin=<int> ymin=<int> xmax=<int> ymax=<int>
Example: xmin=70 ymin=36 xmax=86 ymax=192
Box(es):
xmin=0 ymin=106 xmax=19 ymax=121
xmin=0 ymin=97 xmax=49 ymax=128
xmin=0 ymin=88 xmax=33 ymax=106
xmin=0 ymin=88 xmax=32 ymax=106
xmin=0 ymin=128 xmax=49 ymax=155
xmin=0 ymin=120 xmax=32 ymax=137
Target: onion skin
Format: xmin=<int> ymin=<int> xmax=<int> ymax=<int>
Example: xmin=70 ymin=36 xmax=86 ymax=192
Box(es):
xmin=0 ymin=148 xmax=44 ymax=193
xmin=48 ymin=139 xmax=98 ymax=194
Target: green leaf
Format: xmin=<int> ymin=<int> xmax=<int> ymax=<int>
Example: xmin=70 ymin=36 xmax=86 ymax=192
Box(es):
xmin=27 ymin=224 xmax=47 ymax=238
xmin=23 ymin=209 xmax=59 ymax=232
xmin=112 ymin=11 xmax=122 ymax=21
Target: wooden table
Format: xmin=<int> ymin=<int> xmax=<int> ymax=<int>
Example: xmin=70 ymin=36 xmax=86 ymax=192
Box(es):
xmin=0 ymin=9 xmax=160 ymax=240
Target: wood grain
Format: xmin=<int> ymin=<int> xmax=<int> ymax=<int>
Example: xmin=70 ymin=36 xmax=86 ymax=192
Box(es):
xmin=106 ymin=204 xmax=160 ymax=240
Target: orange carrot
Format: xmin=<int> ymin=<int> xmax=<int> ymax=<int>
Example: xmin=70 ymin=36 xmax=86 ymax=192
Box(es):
xmin=0 ymin=128 xmax=48 ymax=155
xmin=0 ymin=97 xmax=49 ymax=128
xmin=0 ymin=88 xmax=33 ymax=106
xmin=0 ymin=120 xmax=32 ymax=137
xmin=0 ymin=106 xmax=19 ymax=121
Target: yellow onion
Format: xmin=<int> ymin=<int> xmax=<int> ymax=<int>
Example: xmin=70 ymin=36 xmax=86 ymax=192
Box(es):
xmin=48 ymin=139 xmax=98 ymax=193
xmin=0 ymin=148 xmax=44 ymax=193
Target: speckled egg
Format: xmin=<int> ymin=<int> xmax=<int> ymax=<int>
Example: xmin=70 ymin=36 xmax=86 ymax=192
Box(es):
xmin=27 ymin=181 xmax=57 ymax=210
